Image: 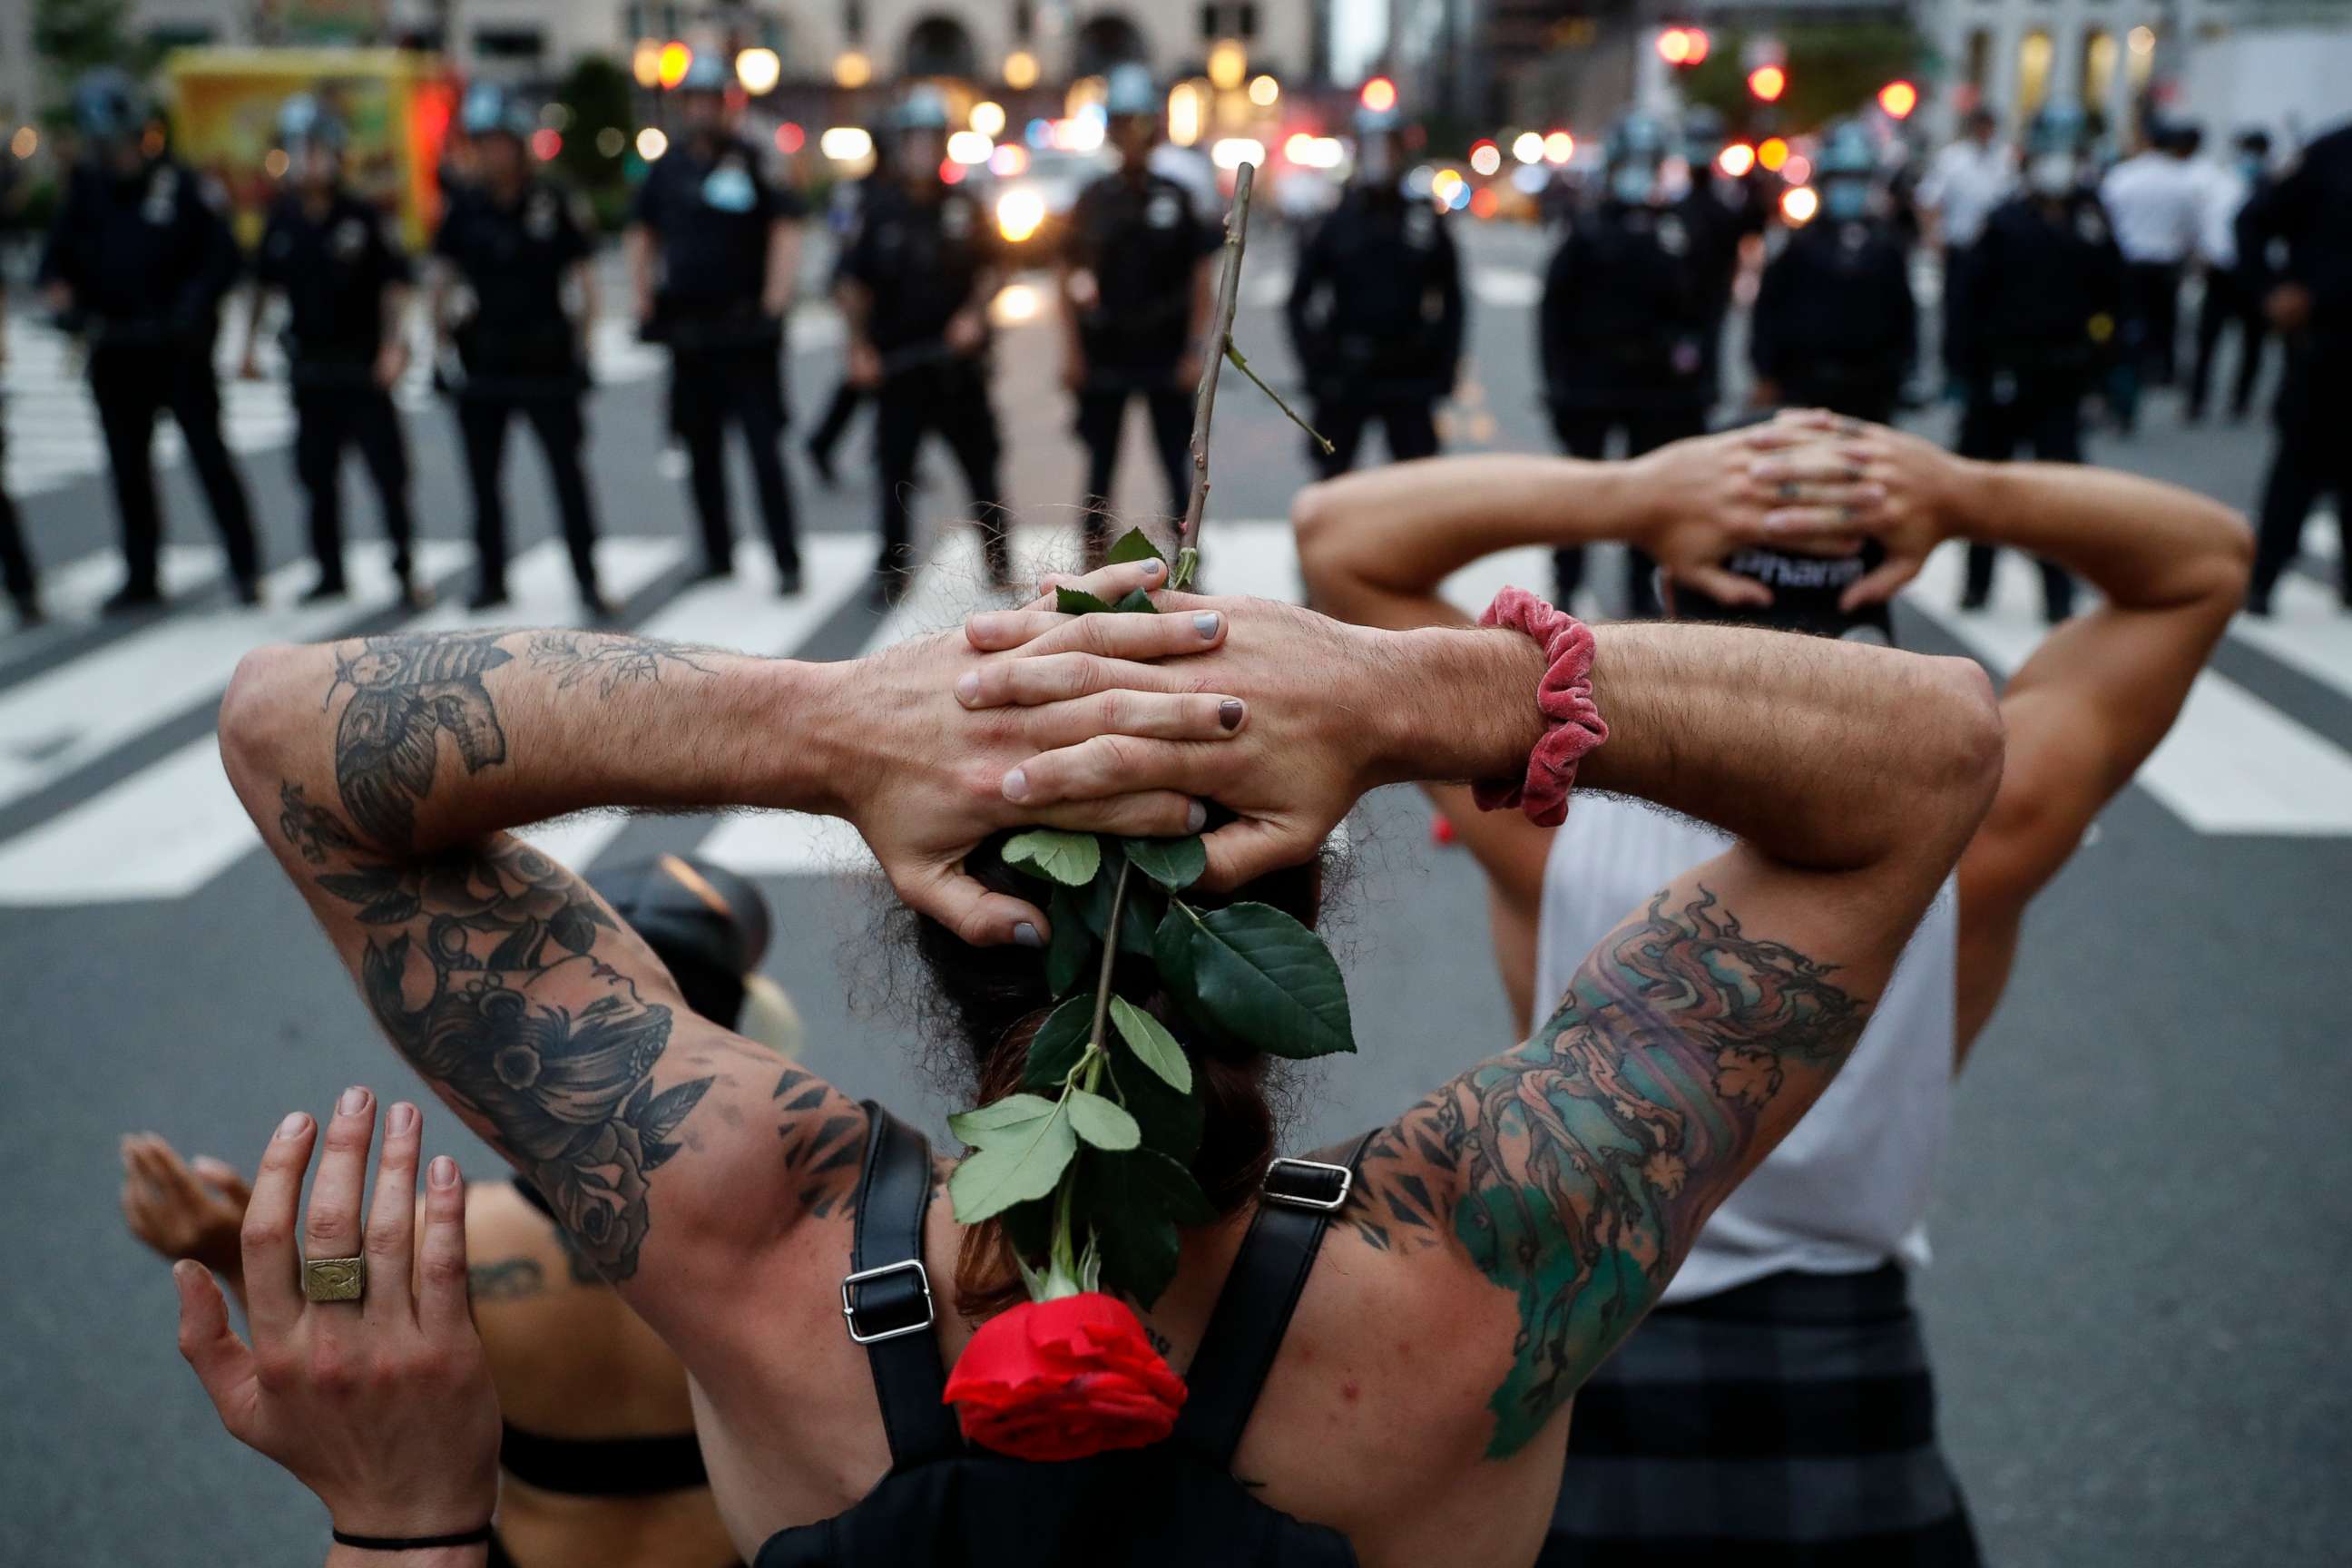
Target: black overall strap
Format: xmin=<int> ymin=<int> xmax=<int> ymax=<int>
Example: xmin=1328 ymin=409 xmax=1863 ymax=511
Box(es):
xmin=1175 ymin=1132 xmax=1378 ymax=1466
xmin=841 ymin=1102 xmax=961 ymax=1467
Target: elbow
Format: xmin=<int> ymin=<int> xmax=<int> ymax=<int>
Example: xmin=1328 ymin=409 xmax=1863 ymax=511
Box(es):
xmin=217 ymin=643 xmax=307 ymax=790
xmin=1925 ymin=655 xmax=2007 ymax=832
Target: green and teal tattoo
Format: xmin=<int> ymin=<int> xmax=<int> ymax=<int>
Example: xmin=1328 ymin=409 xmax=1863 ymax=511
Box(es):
xmin=1350 ymin=887 xmax=1864 ymax=1456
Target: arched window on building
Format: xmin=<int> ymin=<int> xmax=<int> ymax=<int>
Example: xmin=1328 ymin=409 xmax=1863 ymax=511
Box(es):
xmin=1073 ymin=14 xmax=1152 ymax=80
xmin=2018 ymin=28 xmax=2054 ymax=118
xmin=904 ymin=15 xmax=979 ymax=81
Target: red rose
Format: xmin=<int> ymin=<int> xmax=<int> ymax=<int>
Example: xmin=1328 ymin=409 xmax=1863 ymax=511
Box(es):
xmin=942 ymin=1291 xmax=1188 ymax=1461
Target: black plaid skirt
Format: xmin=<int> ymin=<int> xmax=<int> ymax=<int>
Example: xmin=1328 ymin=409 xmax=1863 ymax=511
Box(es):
xmin=1540 ymin=1264 xmax=1983 ymax=1567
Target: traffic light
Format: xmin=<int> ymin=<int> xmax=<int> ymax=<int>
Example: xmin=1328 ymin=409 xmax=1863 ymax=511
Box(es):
xmin=1360 ymin=76 xmax=1397 ymax=113
xmin=1656 ymin=27 xmax=1710 ymax=67
xmin=1878 ymin=80 xmax=1918 ymax=119
xmin=1748 ymin=64 xmax=1787 ymax=103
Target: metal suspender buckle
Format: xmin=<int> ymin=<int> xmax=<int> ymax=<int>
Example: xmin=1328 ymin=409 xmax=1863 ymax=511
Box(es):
xmin=840 ymin=1258 xmax=936 ymax=1344
xmin=1261 ymin=1156 xmax=1353 ymax=1212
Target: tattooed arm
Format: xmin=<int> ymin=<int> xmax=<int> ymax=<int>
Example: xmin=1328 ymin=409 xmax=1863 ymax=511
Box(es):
xmin=1350 ymin=621 xmax=2005 ymax=1456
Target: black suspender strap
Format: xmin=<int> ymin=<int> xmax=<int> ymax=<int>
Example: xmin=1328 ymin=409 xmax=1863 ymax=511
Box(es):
xmin=840 ymin=1102 xmax=962 ymax=1467
xmin=1174 ymin=1132 xmax=1378 ymax=1467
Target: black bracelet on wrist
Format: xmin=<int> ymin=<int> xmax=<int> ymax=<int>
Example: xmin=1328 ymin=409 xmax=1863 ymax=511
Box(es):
xmin=331 ymin=1523 xmax=494 ymax=1552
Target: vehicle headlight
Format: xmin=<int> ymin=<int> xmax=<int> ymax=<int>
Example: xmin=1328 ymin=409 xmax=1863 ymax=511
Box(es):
xmin=997 ymin=187 xmax=1047 ymax=243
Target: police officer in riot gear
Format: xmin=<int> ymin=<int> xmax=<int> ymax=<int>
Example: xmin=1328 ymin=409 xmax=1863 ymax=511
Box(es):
xmin=1286 ymin=96 xmax=1464 ymax=478
xmin=1678 ymin=103 xmax=1769 ymax=416
xmin=1059 ymin=64 xmax=1219 ymax=555
xmin=0 ymin=279 xmax=37 ymax=627
xmin=1947 ymin=104 xmax=2122 ymax=621
xmin=241 ymin=95 xmax=425 ymax=607
xmin=1750 ymin=123 xmax=1917 ymax=422
xmin=627 ymin=52 xmax=808 ymax=593
xmin=836 ymin=86 xmax=1009 ymax=601
xmin=429 ymin=83 xmax=608 ymax=614
xmin=40 ymin=68 xmax=260 ymax=612
xmin=1537 ymin=112 xmax=1710 ymax=616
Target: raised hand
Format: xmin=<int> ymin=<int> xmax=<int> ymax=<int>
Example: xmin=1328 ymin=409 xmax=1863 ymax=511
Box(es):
xmin=172 ymin=1091 xmax=500 ymax=1546
xmin=1625 ymin=421 xmax=1889 ymax=605
xmin=1739 ymin=409 xmax=1964 ymax=610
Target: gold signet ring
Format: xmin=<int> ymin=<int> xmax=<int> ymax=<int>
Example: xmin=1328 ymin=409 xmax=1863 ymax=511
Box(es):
xmin=302 ymin=1256 xmax=367 ymax=1303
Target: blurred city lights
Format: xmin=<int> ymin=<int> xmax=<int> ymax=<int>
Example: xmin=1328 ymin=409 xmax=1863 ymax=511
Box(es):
xmin=1758 ymin=136 xmax=1790 ymax=172
xmin=1210 ymin=137 xmax=1266 ymax=171
xmin=1004 ymin=49 xmax=1041 ymax=90
xmin=1208 ymin=40 xmax=1249 ymax=92
xmin=834 ymin=51 xmax=872 ymax=89
xmin=656 ymin=42 xmax=692 ymax=90
xmin=1748 ymin=64 xmax=1787 ymax=102
xmin=531 ymin=128 xmax=562 ymax=161
xmin=997 ymin=188 xmax=1047 ymax=243
xmin=1878 ymin=79 xmax=1918 ymax=119
xmin=541 ymin=103 xmax=571 ymax=131
xmin=1405 ymin=165 xmax=1436 ymax=199
xmin=1656 ymin=27 xmax=1709 ymax=66
xmin=1718 ymin=142 xmax=1756 ymax=177
xmin=1511 ymin=163 xmax=1550 ymax=195
xmin=1780 ymin=185 xmax=1818 ymax=224
xmin=1284 ymin=132 xmax=1345 ymax=169
xmin=991 ymin=282 xmax=1042 ymax=325
xmin=1513 ymin=131 xmax=1544 ymax=164
xmin=946 ymin=130 xmax=994 ymax=164
xmin=1025 ymin=118 xmax=1054 ymax=148
xmin=775 ymin=122 xmax=805 ymax=154
xmin=1781 ymin=154 xmax=1811 ymax=185
xmin=818 ymin=126 xmax=873 ymax=162
xmin=597 ymin=126 xmax=625 ymax=158
xmin=1360 ymin=77 xmax=1397 ymax=114
xmin=1430 ymin=168 xmax=1465 ymax=205
xmin=971 ymin=101 xmax=1006 ymax=138
xmin=632 ymin=41 xmax=662 ymax=89
xmin=264 ymin=147 xmax=289 ymax=179
xmin=940 ymin=159 xmax=965 ymax=184
xmin=1169 ymin=82 xmax=1204 ymax=147
xmin=1470 ymin=187 xmax=1500 ymax=218
xmin=10 ymin=127 xmax=36 ymax=160
xmin=1056 ymin=109 xmax=1106 ymax=152
xmin=1543 ymin=130 xmax=1575 ymax=163
xmin=2129 ymin=25 xmax=2156 ymax=54
xmin=636 ymin=127 xmax=670 ymax=161
xmin=735 ymin=47 xmax=781 ymax=94
xmin=1469 ymin=140 xmax=1501 ymax=176
xmin=1249 ymin=74 xmax=1281 ymax=108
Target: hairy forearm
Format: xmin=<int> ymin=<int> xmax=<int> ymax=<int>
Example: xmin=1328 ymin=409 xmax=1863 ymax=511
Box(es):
xmin=1949 ymin=460 xmax=2251 ymax=609
xmin=220 ymin=631 xmax=848 ymax=857
xmin=1295 ymin=455 xmax=1651 ymax=628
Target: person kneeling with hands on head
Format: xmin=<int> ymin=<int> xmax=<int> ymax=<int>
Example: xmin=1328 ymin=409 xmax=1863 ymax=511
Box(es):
xmin=209 ymin=543 xmax=2003 ymax=1566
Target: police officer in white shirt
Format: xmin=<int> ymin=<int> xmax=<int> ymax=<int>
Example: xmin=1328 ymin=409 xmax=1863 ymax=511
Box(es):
xmin=2102 ymin=122 xmax=2208 ymax=428
xmin=2187 ymin=129 xmax=2274 ymax=423
xmin=1916 ymin=106 xmax=2014 ymax=251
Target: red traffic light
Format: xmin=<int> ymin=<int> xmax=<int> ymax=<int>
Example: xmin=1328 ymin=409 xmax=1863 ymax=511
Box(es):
xmin=1878 ymin=79 xmax=1918 ymax=119
xmin=1748 ymin=64 xmax=1787 ymax=102
xmin=1656 ymin=27 xmax=1710 ymax=66
xmin=1360 ymin=76 xmax=1397 ymax=113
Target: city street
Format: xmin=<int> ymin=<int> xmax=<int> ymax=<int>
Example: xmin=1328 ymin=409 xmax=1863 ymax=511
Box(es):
xmin=2 ymin=220 xmax=2347 ymax=1564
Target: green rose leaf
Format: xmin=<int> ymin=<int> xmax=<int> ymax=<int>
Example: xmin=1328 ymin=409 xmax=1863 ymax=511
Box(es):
xmin=1086 ymin=1148 xmax=1216 ymax=1308
xmin=1021 ymin=996 xmax=1096 ymax=1092
xmin=948 ymin=1102 xmax=1077 ymax=1223
xmin=947 ymin=1092 xmax=1063 ymax=1144
xmin=1122 ymin=834 xmax=1208 ymax=891
xmin=1055 ymin=586 xmax=1116 ymax=616
xmin=1002 ymin=828 xmax=1102 ymax=887
xmin=1107 ymin=1024 xmax=1202 ymax=1164
xmin=1110 ymin=588 xmax=1158 ymax=613
xmin=1184 ymin=902 xmax=1357 ymax=1060
xmin=1120 ymin=879 xmax=1164 ymax=959
xmin=1068 ymin=1087 xmax=1142 ymax=1151
xmin=1109 ymin=995 xmax=1193 ymax=1093
xmin=1104 ymin=526 xmax=1168 ymax=566
xmin=1153 ymin=901 xmax=1199 ymax=994
xmin=1044 ymin=885 xmax=1094 ymax=996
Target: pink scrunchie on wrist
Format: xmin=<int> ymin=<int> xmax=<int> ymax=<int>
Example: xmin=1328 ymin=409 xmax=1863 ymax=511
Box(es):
xmin=1472 ymin=587 xmax=1608 ymax=828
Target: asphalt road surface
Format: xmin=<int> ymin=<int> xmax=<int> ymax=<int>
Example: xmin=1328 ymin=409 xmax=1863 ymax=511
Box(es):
xmin=2 ymin=220 xmax=2346 ymax=1566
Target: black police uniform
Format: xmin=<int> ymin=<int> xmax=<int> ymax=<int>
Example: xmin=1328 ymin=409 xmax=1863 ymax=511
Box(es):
xmin=433 ymin=177 xmax=603 ymax=605
xmin=632 ymin=132 xmax=807 ymax=582
xmin=39 ymin=154 xmax=260 ymax=603
xmin=255 ymin=188 xmax=416 ymax=594
xmin=2188 ymin=169 xmax=2274 ymax=422
xmin=804 ymin=174 xmax=877 ymax=485
xmin=2244 ymin=123 xmax=2352 ymax=611
xmin=1681 ymin=169 xmax=1769 ymax=416
xmin=1538 ymin=197 xmax=1711 ymax=615
xmin=0 ymin=421 xmax=31 ymax=621
xmin=1946 ymin=190 xmax=2122 ymax=620
xmin=1066 ymin=168 xmax=1220 ymax=525
xmin=1751 ymin=214 xmax=1917 ymax=422
xmin=838 ymin=177 xmax=1007 ymax=580
xmin=1285 ymin=184 xmax=1464 ymax=477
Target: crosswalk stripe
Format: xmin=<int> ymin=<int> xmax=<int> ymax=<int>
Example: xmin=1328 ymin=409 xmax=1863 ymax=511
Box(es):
xmin=0 ymin=537 xmax=683 ymax=906
xmin=2233 ymin=573 xmax=2352 ymax=705
xmin=1902 ymin=542 xmax=2352 ymax=836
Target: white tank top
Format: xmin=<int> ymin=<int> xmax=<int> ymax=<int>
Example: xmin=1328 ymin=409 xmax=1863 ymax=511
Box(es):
xmin=1533 ymin=794 xmax=1959 ymax=1302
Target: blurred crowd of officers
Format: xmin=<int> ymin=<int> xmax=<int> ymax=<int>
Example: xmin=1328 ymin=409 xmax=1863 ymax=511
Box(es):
xmin=4 ymin=60 xmax=2348 ymax=632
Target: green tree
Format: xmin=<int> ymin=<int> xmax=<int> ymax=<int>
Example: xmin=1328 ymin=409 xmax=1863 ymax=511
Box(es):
xmin=1681 ymin=22 xmax=1923 ymax=138
xmin=556 ymin=54 xmax=632 ymax=195
xmin=33 ymin=0 xmax=141 ymax=77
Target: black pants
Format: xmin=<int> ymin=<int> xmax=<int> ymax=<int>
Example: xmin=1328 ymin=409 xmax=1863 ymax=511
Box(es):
xmin=807 ymin=377 xmax=866 ymax=466
xmin=874 ymin=362 xmax=1005 ymax=575
xmin=455 ymin=395 xmax=601 ymax=595
xmin=1550 ymin=408 xmax=1702 ymax=618
xmin=2188 ymin=267 xmax=2269 ymax=420
xmin=293 ymin=380 xmax=413 ymax=584
xmin=2250 ymin=347 xmax=2352 ymax=606
xmin=0 ymin=417 xmax=33 ymax=610
xmin=672 ymin=343 xmax=799 ymax=574
xmin=1956 ymin=377 xmax=2081 ymax=621
xmin=1309 ymin=395 xmax=1439 ymax=480
xmin=1075 ymin=379 xmax=1192 ymax=520
xmin=1779 ymin=377 xmax=1898 ymax=426
xmin=88 ymin=342 xmax=260 ymax=593
xmin=2122 ymin=259 xmax=2184 ymax=387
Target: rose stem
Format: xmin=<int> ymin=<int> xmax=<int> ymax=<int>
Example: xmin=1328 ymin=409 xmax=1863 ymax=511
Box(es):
xmin=1177 ymin=160 xmax=1257 ymax=588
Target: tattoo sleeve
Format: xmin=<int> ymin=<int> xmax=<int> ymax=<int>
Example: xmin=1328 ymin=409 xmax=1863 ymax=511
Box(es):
xmin=1352 ymin=886 xmax=1867 ymax=1457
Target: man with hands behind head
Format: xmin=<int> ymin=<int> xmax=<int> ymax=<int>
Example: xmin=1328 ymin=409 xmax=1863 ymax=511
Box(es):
xmin=1294 ymin=413 xmax=2249 ymax=1563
